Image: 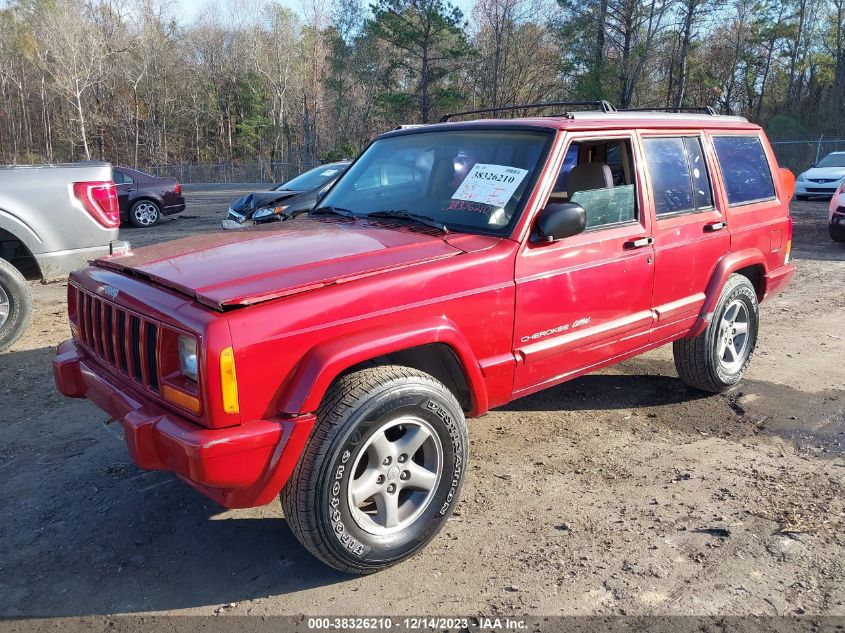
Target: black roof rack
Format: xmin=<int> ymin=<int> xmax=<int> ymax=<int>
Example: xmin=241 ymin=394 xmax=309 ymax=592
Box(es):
xmin=619 ymin=106 xmax=719 ymax=115
xmin=439 ymin=100 xmax=617 ymax=123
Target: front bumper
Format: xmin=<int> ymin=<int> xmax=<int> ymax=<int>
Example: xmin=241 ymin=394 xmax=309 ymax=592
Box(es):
xmin=795 ymin=181 xmax=839 ymax=196
xmin=53 ymin=339 xmax=314 ymax=508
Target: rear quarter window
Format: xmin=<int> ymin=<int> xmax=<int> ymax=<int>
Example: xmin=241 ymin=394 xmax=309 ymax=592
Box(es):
xmin=712 ymin=135 xmax=776 ymax=205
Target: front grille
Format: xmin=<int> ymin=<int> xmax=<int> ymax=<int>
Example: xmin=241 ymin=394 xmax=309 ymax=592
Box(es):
xmin=75 ymin=286 xmax=161 ymax=392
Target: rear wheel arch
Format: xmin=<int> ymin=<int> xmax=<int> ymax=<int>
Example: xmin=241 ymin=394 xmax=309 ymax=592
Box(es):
xmin=0 ymin=227 xmax=41 ymax=281
xmin=689 ymin=251 xmax=768 ymax=338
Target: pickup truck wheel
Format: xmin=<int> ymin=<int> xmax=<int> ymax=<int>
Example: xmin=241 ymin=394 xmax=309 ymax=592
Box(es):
xmin=129 ymin=200 xmax=161 ymax=227
xmin=281 ymin=365 xmax=468 ymax=574
xmin=0 ymin=258 xmax=33 ymax=352
xmin=673 ymin=274 xmax=759 ymax=393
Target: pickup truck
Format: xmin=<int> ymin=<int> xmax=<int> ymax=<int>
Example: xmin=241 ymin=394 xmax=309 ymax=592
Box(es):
xmin=54 ymin=104 xmax=795 ymax=574
xmin=0 ymin=162 xmax=121 ymax=351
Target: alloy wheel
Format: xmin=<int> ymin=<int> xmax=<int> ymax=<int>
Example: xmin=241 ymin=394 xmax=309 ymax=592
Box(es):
xmin=133 ymin=202 xmax=159 ymax=226
xmin=347 ymin=416 xmax=443 ymax=536
xmin=0 ymin=283 xmax=9 ymax=329
xmin=717 ymin=299 xmax=750 ymax=373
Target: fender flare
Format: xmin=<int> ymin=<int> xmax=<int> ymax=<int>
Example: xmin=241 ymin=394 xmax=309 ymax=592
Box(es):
xmin=688 ymin=248 xmax=767 ymax=337
xmin=277 ymin=317 xmax=489 ymax=417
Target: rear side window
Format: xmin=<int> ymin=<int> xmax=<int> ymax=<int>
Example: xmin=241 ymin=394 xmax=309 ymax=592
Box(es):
xmin=712 ymin=136 xmax=775 ymax=205
xmin=643 ymin=137 xmax=713 ymax=216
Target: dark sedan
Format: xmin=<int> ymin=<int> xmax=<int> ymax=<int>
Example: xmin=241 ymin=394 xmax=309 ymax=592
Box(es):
xmin=113 ymin=166 xmax=186 ymax=228
xmin=223 ymin=161 xmax=351 ymax=228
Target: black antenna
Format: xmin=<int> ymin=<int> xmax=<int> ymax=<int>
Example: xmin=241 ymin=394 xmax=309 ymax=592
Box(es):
xmin=439 ymin=100 xmax=617 ymax=123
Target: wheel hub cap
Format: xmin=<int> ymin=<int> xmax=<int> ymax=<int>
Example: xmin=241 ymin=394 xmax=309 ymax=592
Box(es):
xmin=0 ymin=284 xmax=9 ymax=329
xmin=716 ymin=299 xmax=750 ymax=373
xmin=347 ymin=416 xmax=443 ymax=536
xmin=134 ymin=203 xmax=158 ymax=225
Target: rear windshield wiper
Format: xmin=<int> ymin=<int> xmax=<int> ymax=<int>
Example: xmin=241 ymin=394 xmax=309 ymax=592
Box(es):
xmin=366 ymin=210 xmax=448 ymax=233
xmin=310 ymin=205 xmax=356 ymax=218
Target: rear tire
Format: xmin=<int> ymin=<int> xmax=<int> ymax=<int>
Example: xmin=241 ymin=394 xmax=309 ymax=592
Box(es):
xmin=129 ymin=200 xmax=161 ymax=228
xmin=673 ymin=274 xmax=759 ymax=393
xmin=0 ymin=258 xmax=33 ymax=352
xmin=281 ymin=365 xmax=468 ymax=574
xmin=830 ymin=222 xmax=845 ymax=242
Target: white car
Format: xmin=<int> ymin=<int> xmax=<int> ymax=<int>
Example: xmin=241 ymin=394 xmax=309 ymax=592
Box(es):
xmin=795 ymin=151 xmax=845 ymax=200
xmin=828 ymin=183 xmax=845 ymax=242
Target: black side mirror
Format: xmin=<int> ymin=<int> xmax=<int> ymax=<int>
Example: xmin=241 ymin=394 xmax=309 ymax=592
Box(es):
xmin=534 ymin=202 xmax=586 ymax=242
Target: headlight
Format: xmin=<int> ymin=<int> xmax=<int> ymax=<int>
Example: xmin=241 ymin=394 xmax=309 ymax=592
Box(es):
xmin=178 ymin=335 xmax=198 ymax=382
xmin=253 ymin=207 xmax=274 ymax=219
xmin=796 ymin=173 xmax=807 ymax=182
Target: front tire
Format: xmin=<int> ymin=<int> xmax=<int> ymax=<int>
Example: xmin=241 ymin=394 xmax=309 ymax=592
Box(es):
xmin=796 ymin=194 xmax=809 ymax=201
xmin=830 ymin=222 xmax=845 ymax=242
xmin=0 ymin=258 xmax=33 ymax=352
xmin=129 ymin=200 xmax=161 ymax=228
xmin=674 ymin=274 xmax=759 ymax=393
xmin=282 ymin=366 xmax=468 ymax=574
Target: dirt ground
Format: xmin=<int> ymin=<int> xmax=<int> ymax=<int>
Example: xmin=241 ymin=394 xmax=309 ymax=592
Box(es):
xmin=0 ymin=187 xmax=843 ymax=618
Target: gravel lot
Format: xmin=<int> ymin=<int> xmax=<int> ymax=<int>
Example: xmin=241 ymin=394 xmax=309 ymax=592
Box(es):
xmin=1 ymin=188 xmax=843 ymax=617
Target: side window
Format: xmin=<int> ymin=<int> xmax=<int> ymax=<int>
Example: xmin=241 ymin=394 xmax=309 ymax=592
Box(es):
xmin=113 ymin=170 xmax=125 ymax=184
xmin=643 ymin=136 xmax=714 ymax=216
xmin=550 ymin=138 xmax=638 ymax=230
xmin=382 ymin=162 xmax=414 ymax=186
xmin=712 ymin=135 xmax=776 ymax=205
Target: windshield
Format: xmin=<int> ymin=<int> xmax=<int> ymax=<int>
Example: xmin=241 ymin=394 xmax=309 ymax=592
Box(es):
xmin=319 ymin=129 xmax=552 ymax=234
xmin=276 ymin=164 xmax=346 ymax=191
xmin=815 ymin=154 xmax=845 ymax=168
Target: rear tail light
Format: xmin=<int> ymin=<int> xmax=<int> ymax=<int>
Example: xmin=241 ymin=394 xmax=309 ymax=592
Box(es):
xmin=73 ymin=181 xmax=120 ymax=228
xmin=175 ymin=182 xmax=182 ymax=195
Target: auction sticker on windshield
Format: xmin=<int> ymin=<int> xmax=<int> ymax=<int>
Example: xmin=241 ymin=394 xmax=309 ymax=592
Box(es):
xmin=452 ymin=163 xmax=528 ymax=207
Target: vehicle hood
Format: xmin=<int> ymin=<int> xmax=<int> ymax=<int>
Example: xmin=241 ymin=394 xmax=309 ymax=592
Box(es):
xmin=229 ymin=190 xmax=305 ymax=215
xmin=800 ymin=167 xmax=845 ymax=181
xmin=93 ymin=218 xmax=499 ymax=309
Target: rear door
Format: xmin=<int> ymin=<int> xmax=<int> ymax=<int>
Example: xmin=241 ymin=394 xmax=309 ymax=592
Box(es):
xmin=512 ymin=132 xmax=655 ymax=395
xmin=113 ymin=169 xmax=136 ymax=214
xmin=639 ymin=132 xmax=730 ymax=342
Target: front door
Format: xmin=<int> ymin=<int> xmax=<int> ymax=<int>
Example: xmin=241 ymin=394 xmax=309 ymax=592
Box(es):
xmin=513 ymin=133 xmax=656 ymax=395
xmin=639 ymin=133 xmax=731 ymax=342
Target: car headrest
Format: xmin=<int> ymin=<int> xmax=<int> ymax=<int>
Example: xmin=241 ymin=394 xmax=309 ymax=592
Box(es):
xmin=568 ymin=162 xmax=614 ymax=196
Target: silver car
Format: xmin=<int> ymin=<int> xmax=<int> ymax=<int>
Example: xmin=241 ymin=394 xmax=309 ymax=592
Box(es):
xmin=0 ymin=162 xmax=123 ymax=351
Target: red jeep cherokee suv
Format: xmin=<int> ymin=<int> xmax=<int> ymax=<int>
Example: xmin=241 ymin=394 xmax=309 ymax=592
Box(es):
xmin=54 ymin=103 xmax=795 ymax=573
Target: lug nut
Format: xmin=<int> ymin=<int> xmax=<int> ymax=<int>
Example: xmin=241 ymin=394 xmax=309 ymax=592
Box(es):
xmin=387 ymin=483 xmax=396 ymax=493
xmin=377 ymin=475 xmax=385 ymax=484
xmin=398 ymin=454 xmax=407 ymax=463
xmin=383 ymin=456 xmax=392 ymax=466
xmin=400 ymin=471 xmax=410 ymax=480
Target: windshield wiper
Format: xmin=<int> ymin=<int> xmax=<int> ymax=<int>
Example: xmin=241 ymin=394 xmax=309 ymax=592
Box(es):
xmin=310 ymin=205 xmax=356 ymax=218
xmin=366 ymin=210 xmax=448 ymax=233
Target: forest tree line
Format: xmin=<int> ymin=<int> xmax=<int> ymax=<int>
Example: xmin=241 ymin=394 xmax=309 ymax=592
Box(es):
xmin=0 ymin=0 xmax=840 ymax=172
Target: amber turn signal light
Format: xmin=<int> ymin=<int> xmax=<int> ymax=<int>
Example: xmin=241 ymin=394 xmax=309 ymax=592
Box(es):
xmin=220 ymin=346 xmax=240 ymax=414
xmin=162 ymin=384 xmax=201 ymax=415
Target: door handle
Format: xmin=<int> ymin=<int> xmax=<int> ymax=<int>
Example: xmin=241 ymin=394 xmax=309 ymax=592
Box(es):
xmin=704 ymin=221 xmax=727 ymax=232
xmin=624 ymin=236 xmax=654 ymax=249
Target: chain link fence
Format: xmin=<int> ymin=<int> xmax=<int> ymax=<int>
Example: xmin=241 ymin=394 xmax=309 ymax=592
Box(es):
xmin=770 ymin=139 xmax=845 ymax=173
xmin=136 ymin=141 xmax=842 ymax=184
xmin=138 ymin=161 xmax=322 ymax=184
